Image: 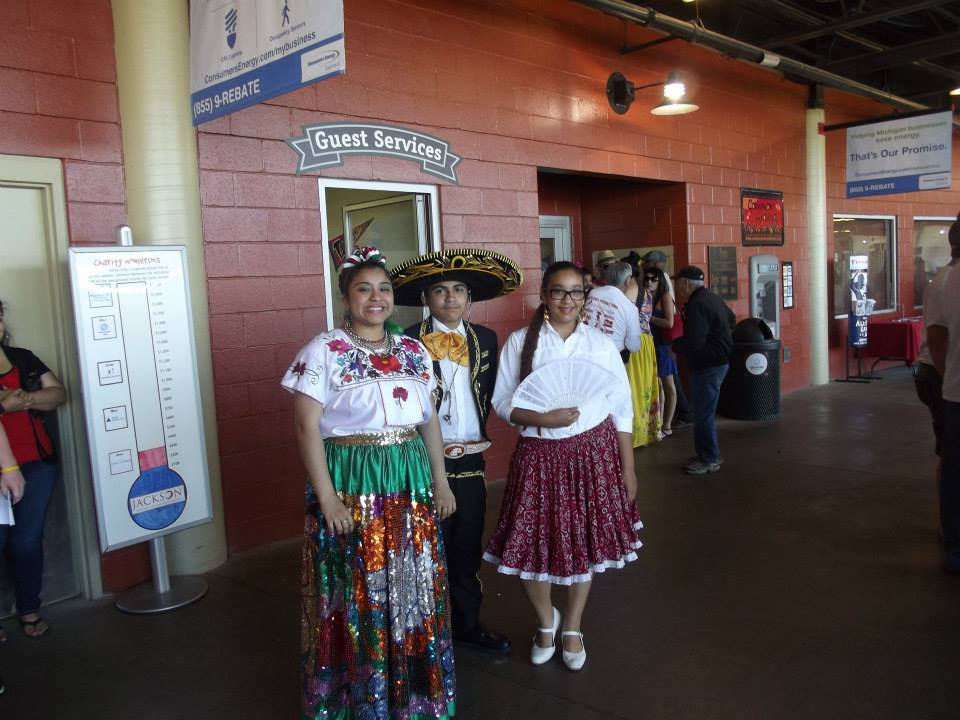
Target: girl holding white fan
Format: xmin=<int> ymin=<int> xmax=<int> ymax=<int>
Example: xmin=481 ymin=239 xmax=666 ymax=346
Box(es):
xmin=484 ymin=261 xmax=642 ymax=671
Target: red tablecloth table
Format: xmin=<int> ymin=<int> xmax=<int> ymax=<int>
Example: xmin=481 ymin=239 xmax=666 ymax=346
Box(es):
xmin=863 ymin=317 xmax=922 ymax=366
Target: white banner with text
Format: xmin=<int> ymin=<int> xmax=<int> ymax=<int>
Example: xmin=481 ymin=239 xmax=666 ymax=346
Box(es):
xmin=190 ymin=0 xmax=344 ymax=125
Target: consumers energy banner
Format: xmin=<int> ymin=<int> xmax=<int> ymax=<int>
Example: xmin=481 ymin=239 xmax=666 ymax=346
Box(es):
xmin=190 ymin=0 xmax=344 ymax=125
xmin=845 ymin=111 xmax=952 ymax=198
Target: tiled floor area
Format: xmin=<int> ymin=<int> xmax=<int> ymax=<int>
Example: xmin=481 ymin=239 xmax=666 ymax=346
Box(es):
xmin=3 ymin=367 xmax=959 ymax=719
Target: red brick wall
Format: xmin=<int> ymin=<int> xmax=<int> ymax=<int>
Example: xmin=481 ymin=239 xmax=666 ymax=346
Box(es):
xmin=0 ymin=0 xmax=145 ymax=592
xmin=196 ymin=0 xmax=960 ymax=551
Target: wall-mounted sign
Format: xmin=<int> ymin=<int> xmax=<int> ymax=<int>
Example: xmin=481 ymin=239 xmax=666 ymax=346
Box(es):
xmin=288 ymin=122 xmax=462 ymax=183
xmin=708 ymin=245 xmax=738 ymax=300
xmin=845 ymin=110 xmax=952 ymax=198
xmin=190 ymin=0 xmax=345 ymax=125
xmin=782 ymin=261 xmax=794 ymax=309
xmin=741 ymin=188 xmax=784 ymax=246
xmin=848 ymin=254 xmax=869 ymax=347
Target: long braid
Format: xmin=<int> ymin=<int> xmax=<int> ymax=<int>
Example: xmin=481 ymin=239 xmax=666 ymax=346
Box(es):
xmin=518 ymin=305 xmax=546 ymax=383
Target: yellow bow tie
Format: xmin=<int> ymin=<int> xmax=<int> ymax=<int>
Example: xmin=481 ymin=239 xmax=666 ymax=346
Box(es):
xmin=422 ymin=331 xmax=469 ymax=366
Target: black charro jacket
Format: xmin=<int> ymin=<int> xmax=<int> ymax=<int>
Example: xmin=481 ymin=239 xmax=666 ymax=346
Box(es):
xmin=404 ymin=318 xmax=498 ymax=441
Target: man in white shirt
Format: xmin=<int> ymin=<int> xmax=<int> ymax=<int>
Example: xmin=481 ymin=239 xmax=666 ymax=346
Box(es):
xmin=391 ymin=249 xmax=522 ymax=652
xmin=933 ymin=215 xmax=960 ymax=573
xmin=583 ymin=262 xmax=641 ymax=355
xmin=914 ymin=229 xmax=958 ymax=461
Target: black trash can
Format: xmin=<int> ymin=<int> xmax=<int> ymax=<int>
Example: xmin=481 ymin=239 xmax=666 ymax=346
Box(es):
xmin=718 ymin=318 xmax=780 ymax=420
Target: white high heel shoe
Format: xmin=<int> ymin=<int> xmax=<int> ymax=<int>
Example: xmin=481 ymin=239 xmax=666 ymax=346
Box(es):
xmin=530 ymin=607 xmax=561 ymax=665
xmin=561 ymin=631 xmax=586 ymax=671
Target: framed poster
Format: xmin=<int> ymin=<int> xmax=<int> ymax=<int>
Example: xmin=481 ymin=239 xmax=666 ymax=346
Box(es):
xmin=741 ymin=188 xmax=784 ymax=246
xmin=708 ymin=246 xmax=738 ymax=300
xmin=782 ymin=261 xmax=795 ymax=309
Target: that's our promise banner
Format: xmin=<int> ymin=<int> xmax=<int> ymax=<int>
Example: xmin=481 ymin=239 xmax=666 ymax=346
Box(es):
xmin=845 ymin=111 xmax=952 ymax=198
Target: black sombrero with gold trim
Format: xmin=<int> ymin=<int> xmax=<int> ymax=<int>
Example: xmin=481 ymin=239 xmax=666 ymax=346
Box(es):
xmin=389 ymin=248 xmax=523 ymax=306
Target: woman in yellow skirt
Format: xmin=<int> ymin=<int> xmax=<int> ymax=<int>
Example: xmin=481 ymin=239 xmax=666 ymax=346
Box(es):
xmin=626 ymin=276 xmax=661 ymax=447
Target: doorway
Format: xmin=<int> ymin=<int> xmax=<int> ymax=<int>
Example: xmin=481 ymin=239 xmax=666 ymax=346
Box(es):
xmin=318 ymin=180 xmax=441 ymax=331
xmin=539 ymin=215 xmax=572 ymax=271
xmin=0 ymin=154 xmax=102 ymax=613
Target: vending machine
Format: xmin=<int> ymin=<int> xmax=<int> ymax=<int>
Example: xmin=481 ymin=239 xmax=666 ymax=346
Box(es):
xmin=749 ymin=254 xmax=780 ymax=339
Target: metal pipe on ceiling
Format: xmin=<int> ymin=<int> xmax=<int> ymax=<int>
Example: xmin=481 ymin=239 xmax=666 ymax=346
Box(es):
xmin=570 ymin=0 xmax=931 ymax=112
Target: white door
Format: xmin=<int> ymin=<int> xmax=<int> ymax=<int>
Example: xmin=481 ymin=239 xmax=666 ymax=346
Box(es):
xmin=319 ymin=180 xmax=440 ymax=332
xmin=539 ymin=215 xmax=572 ymax=271
xmin=0 ymin=155 xmax=101 ymax=610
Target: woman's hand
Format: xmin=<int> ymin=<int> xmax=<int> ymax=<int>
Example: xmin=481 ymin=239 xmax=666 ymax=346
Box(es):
xmin=539 ymin=407 xmax=580 ymax=428
xmin=621 ymin=465 xmax=637 ymax=504
xmin=318 ymin=491 xmax=354 ymax=536
xmin=0 ymin=468 xmax=25 ymax=505
xmin=433 ymin=481 xmax=456 ymax=521
xmin=0 ymin=388 xmax=32 ymax=413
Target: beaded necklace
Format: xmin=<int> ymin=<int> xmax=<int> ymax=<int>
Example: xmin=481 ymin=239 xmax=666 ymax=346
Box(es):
xmin=344 ymin=322 xmax=394 ymax=358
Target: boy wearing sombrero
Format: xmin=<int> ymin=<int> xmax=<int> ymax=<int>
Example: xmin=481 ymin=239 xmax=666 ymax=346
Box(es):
xmin=390 ymin=248 xmax=522 ymax=654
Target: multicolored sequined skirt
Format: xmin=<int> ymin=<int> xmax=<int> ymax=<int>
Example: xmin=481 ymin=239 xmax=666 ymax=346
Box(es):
xmin=483 ymin=417 xmax=643 ymax=585
xmin=301 ymin=434 xmax=456 ymax=720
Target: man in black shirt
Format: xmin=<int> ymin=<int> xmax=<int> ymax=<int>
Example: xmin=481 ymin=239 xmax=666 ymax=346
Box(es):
xmin=672 ymin=266 xmax=735 ymax=474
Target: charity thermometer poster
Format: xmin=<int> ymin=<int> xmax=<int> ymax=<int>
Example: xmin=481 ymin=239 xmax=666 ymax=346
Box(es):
xmin=69 ymin=247 xmax=212 ymax=552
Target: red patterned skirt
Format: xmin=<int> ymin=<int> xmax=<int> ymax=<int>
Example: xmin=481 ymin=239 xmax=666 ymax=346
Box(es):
xmin=483 ymin=417 xmax=643 ymax=585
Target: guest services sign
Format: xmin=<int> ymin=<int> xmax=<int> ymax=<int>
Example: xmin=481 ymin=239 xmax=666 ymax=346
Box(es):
xmin=288 ymin=122 xmax=463 ymax=183
xmin=845 ymin=110 xmax=952 ymax=197
xmin=190 ymin=0 xmax=345 ymax=125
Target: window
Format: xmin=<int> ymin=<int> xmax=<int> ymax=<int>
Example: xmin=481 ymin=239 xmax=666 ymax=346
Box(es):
xmin=832 ymin=216 xmax=895 ymax=317
xmin=913 ymin=217 xmax=954 ymax=307
xmin=318 ymin=180 xmax=440 ymax=331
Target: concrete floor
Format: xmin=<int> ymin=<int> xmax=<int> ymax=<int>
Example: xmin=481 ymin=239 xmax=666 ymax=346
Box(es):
xmin=3 ymin=368 xmax=959 ymax=719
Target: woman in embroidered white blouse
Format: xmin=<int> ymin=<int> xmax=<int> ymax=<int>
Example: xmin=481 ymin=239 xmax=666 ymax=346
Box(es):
xmin=281 ymin=246 xmax=457 ymax=720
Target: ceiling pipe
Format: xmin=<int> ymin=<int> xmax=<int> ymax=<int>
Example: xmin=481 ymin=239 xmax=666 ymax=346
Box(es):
xmin=570 ymin=0 xmax=932 ymax=112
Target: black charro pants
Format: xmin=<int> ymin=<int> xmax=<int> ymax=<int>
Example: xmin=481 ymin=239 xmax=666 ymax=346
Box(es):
xmin=440 ymin=452 xmax=486 ymax=635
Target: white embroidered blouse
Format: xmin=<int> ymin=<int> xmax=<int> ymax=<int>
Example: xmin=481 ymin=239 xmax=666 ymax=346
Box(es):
xmin=281 ymin=329 xmax=437 ymax=437
xmin=492 ymin=321 xmax=633 ymax=439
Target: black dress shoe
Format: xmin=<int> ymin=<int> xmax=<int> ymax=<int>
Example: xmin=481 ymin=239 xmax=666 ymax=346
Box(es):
xmin=453 ymin=625 xmax=512 ymax=654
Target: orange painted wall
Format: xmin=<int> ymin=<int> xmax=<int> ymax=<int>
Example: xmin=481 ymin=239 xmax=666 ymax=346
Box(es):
xmin=198 ymin=0 xmax=960 ymax=552
xmin=4 ymin=0 xmax=960 ymax=569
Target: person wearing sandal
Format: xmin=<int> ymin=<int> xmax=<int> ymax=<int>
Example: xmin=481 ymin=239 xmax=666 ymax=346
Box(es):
xmin=483 ymin=262 xmax=643 ymax=672
xmin=0 ymin=300 xmax=66 ymax=639
xmin=647 ymin=267 xmax=678 ymax=438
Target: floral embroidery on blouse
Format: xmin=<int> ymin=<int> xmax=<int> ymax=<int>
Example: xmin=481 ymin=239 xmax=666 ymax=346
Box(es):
xmin=392 ymin=386 xmax=409 ymax=405
xmin=325 ymin=333 xmax=431 ymax=388
xmin=288 ymin=359 xmax=322 ymax=385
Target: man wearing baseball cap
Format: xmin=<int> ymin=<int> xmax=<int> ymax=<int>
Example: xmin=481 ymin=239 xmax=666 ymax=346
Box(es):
xmin=672 ymin=266 xmax=736 ymax=474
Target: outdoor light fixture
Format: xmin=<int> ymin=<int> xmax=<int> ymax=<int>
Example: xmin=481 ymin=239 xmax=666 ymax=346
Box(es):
xmin=606 ymin=71 xmax=699 ymax=116
xmin=950 ymin=87 xmax=960 ymax=96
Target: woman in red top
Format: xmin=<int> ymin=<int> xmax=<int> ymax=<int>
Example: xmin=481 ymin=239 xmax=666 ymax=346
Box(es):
xmin=0 ymin=300 xmax=66 ymax=639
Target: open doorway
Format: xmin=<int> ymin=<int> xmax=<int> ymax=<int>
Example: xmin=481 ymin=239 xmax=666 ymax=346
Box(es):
xmin=537 ymin=170 xmax=687 ymax=277
xmin=317 ymin=180 xmax=441 ymax=331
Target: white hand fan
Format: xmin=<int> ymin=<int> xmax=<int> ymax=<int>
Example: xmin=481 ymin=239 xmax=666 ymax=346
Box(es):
xmin=512 ymin=358 xmax=618 ymax=412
